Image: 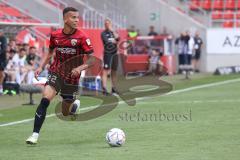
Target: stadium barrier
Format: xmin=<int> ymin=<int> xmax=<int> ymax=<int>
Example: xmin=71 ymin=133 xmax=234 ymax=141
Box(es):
xmin=122 ymin=36 xmax=176 ymax=75
xmin=214 ymin=66 xmax=240 ymax=75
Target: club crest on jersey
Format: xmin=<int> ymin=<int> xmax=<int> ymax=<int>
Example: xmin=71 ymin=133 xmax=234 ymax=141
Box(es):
xmin=86 ymin=39 xmax=91 ymax=46
xmin=71 ymin=39 xmax=78 ymax=46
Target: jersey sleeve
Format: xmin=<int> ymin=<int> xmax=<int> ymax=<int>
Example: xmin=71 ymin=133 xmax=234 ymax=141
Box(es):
xmin=49 ymin=34 xmax=55 ymax=50
xmin=80 ymin=35 xmax=94 ymax=54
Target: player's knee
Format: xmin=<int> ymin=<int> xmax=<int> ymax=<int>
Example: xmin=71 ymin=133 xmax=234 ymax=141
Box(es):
xmin=61 ymin=94 xmax=75 ymax=101
xmin=42 ymin=86 xmax=57 ymax=100
xmin=42 ymin=95 xmax=51 ymax=101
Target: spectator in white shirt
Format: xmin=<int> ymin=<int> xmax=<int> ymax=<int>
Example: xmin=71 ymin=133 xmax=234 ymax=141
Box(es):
xmin=12 ymin=48 xmax=26 ymax=84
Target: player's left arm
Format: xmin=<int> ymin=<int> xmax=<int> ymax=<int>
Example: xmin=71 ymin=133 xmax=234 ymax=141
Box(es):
xmin=71 ymin=37 xmax=96 ymax=78
xmin=71 ymin=54 xmax=96 ymax=78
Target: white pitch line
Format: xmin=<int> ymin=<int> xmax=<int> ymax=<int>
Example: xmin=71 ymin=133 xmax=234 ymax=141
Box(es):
xmin=0 ymin=105 xmax=98 ymax=127
xmin=139 ymin=99 xmax=240 ymax=105
xmin=134 ymin=78 xmax=240 ymax=102
xmin=1 ymin=78 xmax=240 ymax=127
xmin=165 ymin=78 xmax=240 ymax=96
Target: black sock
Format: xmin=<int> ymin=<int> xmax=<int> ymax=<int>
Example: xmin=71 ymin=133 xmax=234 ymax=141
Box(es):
xmin=33 ymin=98 xmax=50 ymax=133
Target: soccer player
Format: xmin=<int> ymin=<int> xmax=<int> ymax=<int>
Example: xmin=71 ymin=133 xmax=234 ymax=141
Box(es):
xmin=26 ymin=7 xmax=95 ymax=144
xmin=0 ymin=29 xmax=7 ymax=95
xmin=101 ymin=19 xmax=120 ymax=95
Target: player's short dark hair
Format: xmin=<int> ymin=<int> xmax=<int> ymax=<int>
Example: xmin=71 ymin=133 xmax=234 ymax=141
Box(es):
xmin=29 ymin=46 xmax=36 ymax=50
xmin=63 ymin=7 xmax=78 ymax=16
xmin=9 ymin=49 xmax=16 ymax=53
xmin=19 ymin=48 xmax=26 ymax=52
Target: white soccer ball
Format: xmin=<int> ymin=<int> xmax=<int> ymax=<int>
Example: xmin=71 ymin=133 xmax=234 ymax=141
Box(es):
xmin=106 ymin=128 xmax=126 ymax=147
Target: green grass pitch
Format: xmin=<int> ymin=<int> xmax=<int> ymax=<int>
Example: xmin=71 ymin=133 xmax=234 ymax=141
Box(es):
xmin=0 ymin=74 xmax=240 ymax=160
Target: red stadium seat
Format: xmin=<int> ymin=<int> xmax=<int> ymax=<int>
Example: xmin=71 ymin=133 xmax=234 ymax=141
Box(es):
xmin=213 ymin=0 xmax=224 ymax=10
xmin=225 ymin=0 xmax=235 ymax=10
xmin=202 ymin=0 xmax=212 ymax=10
xmin=237 ymin=1 xmax=240 ymax=10
xmin=237 ymin=11 xmax=240 ymax=19
xmin=222 ymin=21 xmax=234 ymax=28
xmin=212 ymin=10 xmax=223 ymax=19
xmin=190 ymin=0 xmax=200 ymax=10
xmin=1 ymin=6 xmax=21 ymax=17
xmin=223 ymin=10 xmax=234 ymax=19
xmin=236 ymin=21 xmax=240 ymax=27
xmin=0 ymin=3 xmax=38 ymax=23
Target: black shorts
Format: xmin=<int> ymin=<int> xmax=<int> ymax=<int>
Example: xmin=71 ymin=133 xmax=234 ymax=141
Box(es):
xmin=179 ymin=54 xmax=191 ymax=65
xmin=194 ymin=50 xmax=201 ymax=60
xmin=187 ymin=54 xmax=192 ymax=65
xmin=0 ymin=61 xmax=6 ymax=71
xmin=46 ymin=72 xmax=78 ymax=100
xmin=103 ymin=53 xmax=118 ymax=71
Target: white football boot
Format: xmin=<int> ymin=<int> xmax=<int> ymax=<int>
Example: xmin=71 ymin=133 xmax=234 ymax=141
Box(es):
xmin=69 ymin=99 xmax=80 ymax=121
xmin=70 ymin=99 xmax=80 ymax=115
xmin=26 ymin=132 xmax=39 ymax=145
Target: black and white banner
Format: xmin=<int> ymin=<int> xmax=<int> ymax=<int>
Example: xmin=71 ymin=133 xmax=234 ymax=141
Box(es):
xmin=214 ymin=66 xmax=240 ymax=75
xmin=207 ymin=29 xmax=240 ymax=54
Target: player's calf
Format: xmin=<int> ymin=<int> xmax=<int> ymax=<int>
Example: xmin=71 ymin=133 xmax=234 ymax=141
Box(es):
xmin=61 ymin=99 xmax=80 ymax=116
xmin=61 ymin=99 xmax=74 ymax=116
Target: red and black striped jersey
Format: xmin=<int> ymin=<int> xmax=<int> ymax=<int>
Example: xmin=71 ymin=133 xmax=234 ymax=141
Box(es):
xmin=49 ymin=29 xmax=93 ymax=84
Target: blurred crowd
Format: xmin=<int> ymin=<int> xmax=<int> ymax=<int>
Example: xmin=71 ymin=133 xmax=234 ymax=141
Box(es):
xmin=5 ymin=41 xmax=38 ymax=84
xmin=127 ymin=25 xmax=171 ymax=38
xmin=127 ymin=25 xmax=203 ymax=74
xmin=127 ymin=25 xmax=173 ymax=75
xmin=1 ymin=38 xmax=48 ymax=95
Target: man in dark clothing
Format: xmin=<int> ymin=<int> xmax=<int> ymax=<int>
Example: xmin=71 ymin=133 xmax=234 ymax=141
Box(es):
xmin=193 ymin=31 xmax=203 ymax=72
xmin=148 ymin=26 xmax=158 ymax=36
xmin=175 ymin=31 xmax=190 ymax=73
xmin=0 ymin=29 xmax=7 ymax=95
xmin=101 ymin=19 xmax=120 ymax=95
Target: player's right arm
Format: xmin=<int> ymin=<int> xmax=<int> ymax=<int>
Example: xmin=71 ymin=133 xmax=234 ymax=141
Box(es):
xmin=34 ymin=49 xmax=54 ymax=78
xmin=35 ymin=34 xmax=55 ymax=79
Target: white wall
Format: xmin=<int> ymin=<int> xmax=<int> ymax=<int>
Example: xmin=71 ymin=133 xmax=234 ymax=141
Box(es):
xmin=206 ymin=29 xmax=240 ymax=72
xmin=116 ymin=0 xmax=162 ymax=34
xmin=206 ymin=55 xmax=240 ymax=72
